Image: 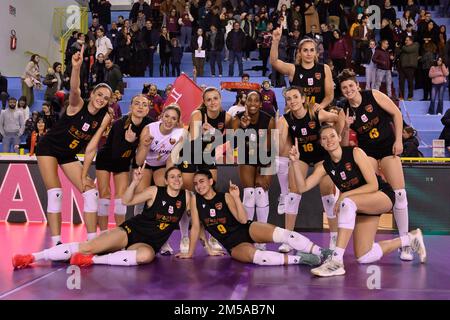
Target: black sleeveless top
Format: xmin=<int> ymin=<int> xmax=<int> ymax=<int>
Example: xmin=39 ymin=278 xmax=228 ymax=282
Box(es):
xmin=284 ymin=110 xmax=326 ymax=162
xmin=38 ymin=101 xmax=108 ymax=155
xmin=323 ymin=147 xmax=390 ymax=192
xmin=196 ymin=192 xmax=243 ymax=244
xmin=342 ymin=90 xmax=395 ymax=149
xmin=290 ymin=63 xmax=326 ymax=106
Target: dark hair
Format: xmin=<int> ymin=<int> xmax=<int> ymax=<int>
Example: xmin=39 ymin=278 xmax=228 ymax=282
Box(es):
xmin=162 ymin=104 xmax=181 ymax=120
xmin=18 ymin=96 xmax=27 ymax=107
xmin=337 ymin=69 xmax=358 ymax=86
xmin=42 ymin=101 xmax=51 ymax=107
xmin=198 ymin=87 xmax=221 ymax=111
xmin=193 ymin=169 xmax=213 ymax=180
xmin=319 ymin=124 xmax=338 ymax=136
xmin=284 ymin=86 xmax=303 ymax=96
xmin=241 ymin=73 xmax=250 ymax=79
xmin=403 ymin=126 xmax=416 ymax=136
xmin=164 ymin=166 xmax=182 ymax=180
xmin=234 ymin=92 xmax=247 ymax=105
xmin=53 ymin=62 xmax=62 ymax=71
xmin=8 ymin=97 xmax=17 ymax=102
xmin=30 ymin=54 xmax=40 ymax=63
xmin=34 ymin=117 xmax=47 ymax=133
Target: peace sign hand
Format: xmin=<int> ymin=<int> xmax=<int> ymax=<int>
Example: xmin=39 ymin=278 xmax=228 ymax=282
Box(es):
xmin=288 ymin=138 xmax=300 ymax=162
xmin=345 ymin=108 xmax=355 ymax=128
xmin=240 ymin=112 xmax=251 ymax=129
xmin=229 ymin=180 xmax=240 ymax=199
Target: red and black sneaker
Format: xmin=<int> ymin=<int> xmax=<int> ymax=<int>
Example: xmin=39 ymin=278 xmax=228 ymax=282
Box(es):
xmin=12 ymin=254 xmax=35 ymax=269
xmin=70 ymin=253 xmax=94 ymax=267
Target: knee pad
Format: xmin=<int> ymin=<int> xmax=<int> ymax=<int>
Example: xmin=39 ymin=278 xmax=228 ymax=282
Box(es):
xmin=254 ymin=187 xmax=269 ymax=208
xmin=357 ymin=243 xmax=383 ymax=264
xmin=47 ymin=188 xmax=63 ymax=213
xmin=97 ymin=198 xmax=110 ymax=217
xmin=285 ymin=192 xmax=301 ymax=215
xmin=252 ymin=250 xmax=285 ymax=266
xmin=83 ymin=189 xmax=98 ymax=213
xmin=394 ymin=189 xmax=408 ymax=210
xmin=243 ymin=188 xmax=256 ymax=208
xmin=338 ymin=198 xmax=357 ymax=230
xmin=322 ymin=194 xmax=337 ymax=219
xmin=114 ymin=198 xmax=127 ymax=216
xmin=276 ymin=156 xmax=289 ymax=175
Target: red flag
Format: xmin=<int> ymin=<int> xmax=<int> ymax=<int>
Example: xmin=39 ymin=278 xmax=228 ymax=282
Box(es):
xmin=163 ymin=73 xmax=203 ymax=125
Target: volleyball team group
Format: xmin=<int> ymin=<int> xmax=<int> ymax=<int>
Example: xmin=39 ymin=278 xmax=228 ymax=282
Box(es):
xmin=12 ymin=28 xmax=427 ymax=278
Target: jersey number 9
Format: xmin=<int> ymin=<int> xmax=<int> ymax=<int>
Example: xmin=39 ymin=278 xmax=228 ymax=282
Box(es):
xmin=217 ymin=224 xmax=227 ymax=234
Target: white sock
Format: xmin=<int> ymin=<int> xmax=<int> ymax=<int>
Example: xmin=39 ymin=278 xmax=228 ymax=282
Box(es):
xmin=179 ymin=213 xmax=190 ymax=239
xmin=329 ymin=232 xmax=338 ymax=250
xmin=277 ymin=156 xmax=289 ymax=196
xmin=92 ymin=250 xmax=138 ymax=266
xmin=332 ymin=247 xmax=345 ymax=263
xmin=87 ymin=232 xmax=97 ymax=241
xmin=400 ymin=234 xmax=410 ymax=247
xmin=311 ymin=245 xmax=322 ymax=256
xmin=272 ymin=227 xmax=290 ymax=243
xmin=394 ymin=189 xmax=409 ymax=236
xmin=33 ymin=242 xmax=79 ymax=261
xmin=51 ymin=235 xmax=61 ymax=246
xmin=255 ymin=189 xmax=269 ymax=223
xmin=287 ymin=255 xmax=301 ymax=265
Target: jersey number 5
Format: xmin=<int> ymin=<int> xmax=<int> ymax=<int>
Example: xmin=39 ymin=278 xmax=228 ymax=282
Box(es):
xmin=69 ymin=139 xmax=80 ymax=149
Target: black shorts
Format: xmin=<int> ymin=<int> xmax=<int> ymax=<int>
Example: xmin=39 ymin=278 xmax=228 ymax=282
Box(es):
xmin=95 ymin=153 xmax=131 ymax=173
xmin=222 ymin=221 xmax=255 ymax=254
xmin=35 ymin=140 xmax=78 ymax=165
xmin=299 ymin=154 xmax=324 ymax=167
xmin=360 ymin=142 xmax=394 ymax=160
xmin=144 ymin=163 xmax=166 ymax=172
xmin=178 ymin=160 xmax=217 ymax=173
xmin=356 ymin=185 xmax=395 ymax=217
xmin=120 ymin=218 xmax=166 ymax=253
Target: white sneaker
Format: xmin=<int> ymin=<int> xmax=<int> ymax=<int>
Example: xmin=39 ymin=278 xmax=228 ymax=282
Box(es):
xmin=277 ymin=195 xmax=285 ymax=214
xmin=160 ymin=242 xmax=174 ymax=256
xmin=409 ymin=228 xmax=427 ymax=263
xmin=278 ymin=243 xmax=292 ymax=253
xmin=254 ymin=243 xmax=266 ymax=251
xmin=311 ymin=257 xmax=346 ymax=277
xmin=179 ymin=237 xmax=190 ymax=254
xmin=399 ymin=246 xmax=413 ymax=261
xmin=209 ymin=237 xmax=223 ymax=251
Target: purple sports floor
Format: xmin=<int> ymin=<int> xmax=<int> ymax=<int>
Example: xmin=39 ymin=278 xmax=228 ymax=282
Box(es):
xmin=1 ymin=222 xmax=449 ymax=300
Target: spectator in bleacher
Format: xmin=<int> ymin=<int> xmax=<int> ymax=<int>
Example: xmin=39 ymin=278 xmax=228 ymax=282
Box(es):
xmin=402 ymin=23 xmax=418 ymax=42
xmin=260 ymin=80 xmax=278 ymax=116
xmin=419 ymin=0 xmax=435 ymax=11
xmin=88 ymin=17 xmax=101 ymax=42
xmin=277 ymin=0 xmax=291 ymax=11
xmin=142 ymin=20 xmax=160 ymax=77
xmin=43 ymin=68 xmax=59 ymax=102
xmin=373 ymin=39 xmax=395 ymax=97
xmin=437 ymin=26 xmax=447 ymax=59
xmin=353 ymin=15 xmax=375 ymax=66
xmin=130 ymin=0 xmax=152 ymax=23
xmin=97 ymin=0 xmax=112 ymax=31
xmin=327 ymin=0 xmax=345 ymax=32
xmin=329 ymin=30 xmax=350 ymax=75
xmin=287 ymin=4 xmax=302 ymax=32
xmin=95 ymin=27 xmax=113 ymax=59
xmin=241 ymin=13 xmax=257 ymax=61
xmin=170 ymin=37 xmax=183 ymax=77
xmin=65 ymin=31 xmax=79 ymax=67
xmin=117 ymin=15 xmax=125 ymax=30
xmin=272 ymin=5 xmax=289 ymax=36
xmin=304 ymin=1 xmax=320 ymax=34
xmin=227 ymin=92 xmax=247 ymax=117
xmin=393 ymin=18 xmax=404 ymax=45
xmin=404 ymin=0 xmax=420 ymax=20
xmin=24 ymin=110 xmax=39 ymax=142
xmin=28 ymin=117 xmax=47 ymax=156
xmin=206 ymin=24 xmax=224 ymax=77
xmin=351 ymin=0 xmax=368 ymax=19
xmin=382 ymin=0 xmax=397 ymax=24
xmin=423 ymin=20 xmax=439 ymax=44
xmin=166 ymin=8 xmax=180 ymax=39
xmin=287 ymin=29 xmax=301 ymax=63
xmin=439 ymin=109 xmax=450 ymax=155
xmin=401 ymin=126 xmax=422 ymax=157
xmin=397 ymin=36 xmax=419 ymax=100
xmin=104 ymin=58 xmax=124 ymax=94
xmin=179 ymin=2 xmax=194 ymax=52
xmin=321 ymin=23 xmax=333 ymax=62
xmin=21 ymin=54 xmax=41 ymax=108
xmin=108 ymin=23 xmax=120 ymax=61
xmin=0 ymin=97 xmax=25 ymax=153
xmin=271 ymin=32 xmax=288 ymax=88
xmin=257 ymin=22 xmax=274 ymax=77
xmin=417 ymin=12 xmax=437 ymax=42
xmin=116 ymin=28 xmax=132 ymax=77
xmin=159 ymin=26 xmax=172 ymax=77
xmin=362 ymin=39 xmax=377 ymax=90
xmin=146 ymin=84 xmax=164 ymax=118
xmin=204 ymin=5 xmax=221 ymax=33
xmin=226 ymin=21 xmax=246 ymax=77
xmin=109 ymin=91 xmax=123 ymax=120
xmin=191 ymin=27 xmax=207 ymax=77
xmin=92 ymin=53 xmax=106 ymax=86
xmin=40 ymin=101 xmax=58 ymax=130
xmin=401 ymin=10 xmax=416 ymax=31
xmin=380 ymin=18 xmax=395 ymax=50
xmin=17 ymin=96 xmax=30 ymax=122
xmin=53 ymin=63 xmax=68 ymax=93
xmin=0 ymin=71 xmax=8 ymax=109
xmin=420 ymin=37 xmax=437 ymax=100
xmin=305 ymin=24 xmax=322 ymax=43
xmin=428 ymin=57 xmax=449 ymax=115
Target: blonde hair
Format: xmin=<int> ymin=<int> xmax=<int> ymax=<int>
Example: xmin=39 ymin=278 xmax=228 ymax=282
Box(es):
xmin=295 ymin=38 xmax=319 ymax=65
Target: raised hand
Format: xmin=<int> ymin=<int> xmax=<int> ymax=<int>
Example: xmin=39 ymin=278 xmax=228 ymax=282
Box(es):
xmin=272 ymin=27 xmax=282 ymax=42
xmin=229 ymin=180 xmax=240 ymax=198
xmin=345 ymin=108 xmax=355 ymax=127
xmin=125 ymin=125 xmax=137 ymax=143
xmin=140 ymin=128 xmax=153 ymax=147
xmin=240 ymin=112 xmax=251 ymax=129
xmin=288 ymin=138 xmax=300 ymax=161
xmin=132 ymin=163 xmax=145 ymax=184
xmin=72 ymin=45 xmax=84 ymax=69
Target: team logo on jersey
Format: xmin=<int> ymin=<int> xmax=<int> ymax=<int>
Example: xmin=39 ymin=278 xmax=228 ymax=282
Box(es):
xmin=217 ymin=122 xmax=224 ymax=130
xmin=315 ymin=72 xmax=321 ymax=80
xmin=162 ymin=201 xmax=167 ymax=206
xmin=331 ymin=170 xmax=336 ymax=175
xmin=345 ymin=162 xmax=352 ymax=171
xmin=176 ymin=200 xmax=182 ymax=209
xmin=361 ymin=114 xmax=369 ymax=123
xmin=340 ymin=171 xmax=347 ymax=180
xmin=291 ymin=125 xmax=296 ymax=131
xmin=365 ymin=104 xmax=373 ymax=113
xmin=301 ymin=128 xmax=308 ymax=136
xmin=82 ymin=123 xmax=90 ymax=132
xmin=92 ymin=121 xmax=98 ymax=129
xmin=215 ymin=202 xmax=223 ymax=210
xmin=169 ymin=138 xmax=176 ymax=145
xmin=168 ymin=206 xmax=174 ymax=214
xmin=308 ymin=121 xmax=316 ymax=129
xmin=307 ymin=78 xmax=314 ymax=86
xmin=299 ymin=74 xmax=304 ymax=79
xmin=202 ymin=204 xmax=206 ymax=208
xmin=210 ymin=209 xmax=216 ymax=217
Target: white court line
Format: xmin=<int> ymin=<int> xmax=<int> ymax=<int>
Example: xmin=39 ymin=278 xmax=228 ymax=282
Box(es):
xmin=0 ymin=268 xmax=64 ymax=300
